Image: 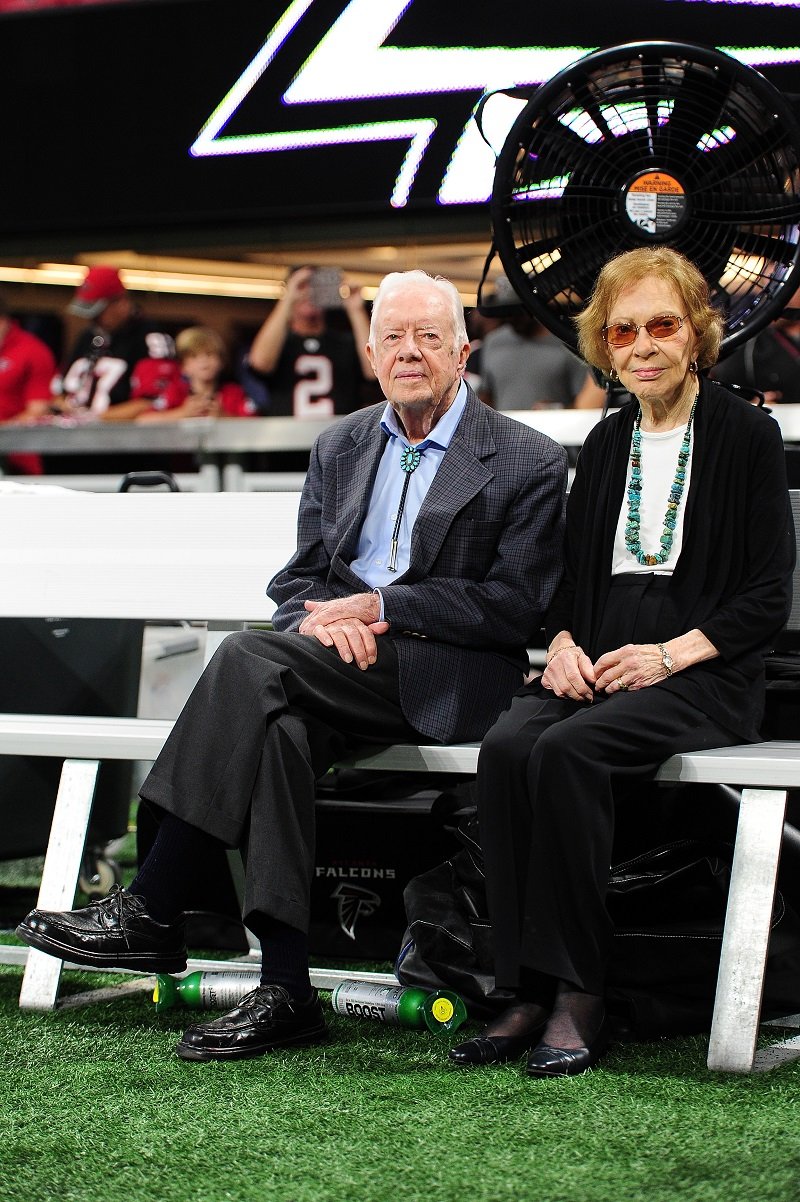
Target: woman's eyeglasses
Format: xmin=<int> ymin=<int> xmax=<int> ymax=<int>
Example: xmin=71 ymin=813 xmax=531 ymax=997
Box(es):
xmin=602 ymin=314 xmax=688 ymax=348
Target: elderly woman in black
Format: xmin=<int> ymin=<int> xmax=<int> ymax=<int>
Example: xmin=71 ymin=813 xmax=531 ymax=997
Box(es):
xmin=450 ymin=246 xmax=795 ymax=1077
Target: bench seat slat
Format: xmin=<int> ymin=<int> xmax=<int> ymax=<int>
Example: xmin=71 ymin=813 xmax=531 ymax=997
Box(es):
xmin=3 ymin=719 xmax=800 ymax=791
xmin=0 ymin=714 xmax=174 ymax=760
xmin=656 ymin=742 xmax=800 ymax=789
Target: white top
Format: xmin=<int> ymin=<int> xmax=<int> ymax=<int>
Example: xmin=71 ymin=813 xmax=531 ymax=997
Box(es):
xmin=611 ymin=423 xmax=695 ymax=575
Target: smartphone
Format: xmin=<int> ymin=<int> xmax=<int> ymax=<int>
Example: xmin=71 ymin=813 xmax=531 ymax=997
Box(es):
xmin=310 ymin=267 xmax=344 ymax=309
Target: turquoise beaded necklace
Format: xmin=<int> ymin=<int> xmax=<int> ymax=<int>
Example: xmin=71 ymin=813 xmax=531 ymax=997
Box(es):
xmin=625 ymin=394 xmax=697 ymax=567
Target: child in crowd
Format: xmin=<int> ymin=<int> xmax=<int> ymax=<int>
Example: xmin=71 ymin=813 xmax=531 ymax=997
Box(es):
xmin=137 ymin=326 xmax=258 ymax=421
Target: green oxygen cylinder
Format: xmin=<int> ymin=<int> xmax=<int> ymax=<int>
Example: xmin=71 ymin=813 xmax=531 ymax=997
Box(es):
xmin=153 ymin=970 xmax=261 ymax=1013
xmin=330 ymin=980 xmax=467 ymax=1035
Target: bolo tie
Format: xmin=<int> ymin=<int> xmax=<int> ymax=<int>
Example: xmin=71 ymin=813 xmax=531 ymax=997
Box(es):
xmin=387 ymin=444 xmax=423 ymax=573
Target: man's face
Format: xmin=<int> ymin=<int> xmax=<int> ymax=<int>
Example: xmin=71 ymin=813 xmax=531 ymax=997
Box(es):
xmin=96 ymin=294 xmax=132 ymax=333
xmin=366 ymin=281 xmax=469 ymax=416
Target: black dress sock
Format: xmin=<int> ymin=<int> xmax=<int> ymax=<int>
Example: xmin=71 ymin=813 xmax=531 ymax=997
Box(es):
xmin=128 ymin=810 xmax=223 ymax=924
xmin=247 ymin=911 xmax=313 ymax=1001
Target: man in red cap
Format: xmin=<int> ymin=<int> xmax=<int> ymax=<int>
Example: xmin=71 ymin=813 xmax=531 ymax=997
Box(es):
xmin=57 ymin=266 xmax=179 ymax=420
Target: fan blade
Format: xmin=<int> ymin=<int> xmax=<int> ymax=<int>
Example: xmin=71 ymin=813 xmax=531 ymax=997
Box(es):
xmin=509 ymin=108 xmax=608 ymax=184
xmin=688 ymin=120 xmax=799 ymax=192
xmin=514 ymin=219 xmax=624 ymax=304
xmin=728 ymin=230 xmax=799 ymax=265
xmin=712 ymin=231 xmax=800 ymax=284
xmin=693 ymin=193 xmax=800 ymax=225
xmin=656 ymin=63 xmax=732 ymax=170
xmin=640 ymin=54 xmax=668 ymax=154
xmin=503 ymin=184 xmax=617 ymax=218
xmin=567 ymin=75 xmax=620 ymax=145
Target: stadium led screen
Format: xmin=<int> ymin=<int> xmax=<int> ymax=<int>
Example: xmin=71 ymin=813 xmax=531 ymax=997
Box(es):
xmin=1 ymin=0 xmax=799 ymax=247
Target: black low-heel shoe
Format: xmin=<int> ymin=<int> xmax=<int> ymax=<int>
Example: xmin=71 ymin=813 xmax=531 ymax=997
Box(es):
xmin=525 ymin=1021 xmax=609 ymax=1079
xmin=448 ymin=1030 xmax=542 ymax=1067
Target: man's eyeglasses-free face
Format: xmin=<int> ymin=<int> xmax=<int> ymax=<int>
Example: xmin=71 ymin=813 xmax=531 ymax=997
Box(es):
xmin=602 ymin=314 xmax=689 ymax=348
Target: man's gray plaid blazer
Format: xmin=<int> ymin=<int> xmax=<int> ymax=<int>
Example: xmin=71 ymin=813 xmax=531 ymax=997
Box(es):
xmin=270 ymin=387 xmax=567 ymax=743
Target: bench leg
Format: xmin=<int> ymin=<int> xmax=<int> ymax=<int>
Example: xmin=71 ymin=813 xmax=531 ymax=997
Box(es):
xmin=18 ymin=759 xmax=100 ymax=1012
xmin=707 ymin=786 xmax=787 ymax=1073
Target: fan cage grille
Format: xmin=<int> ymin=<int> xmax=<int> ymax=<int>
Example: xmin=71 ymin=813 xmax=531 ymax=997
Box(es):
xmin=491 ymin=44 xmax=800 ymax=355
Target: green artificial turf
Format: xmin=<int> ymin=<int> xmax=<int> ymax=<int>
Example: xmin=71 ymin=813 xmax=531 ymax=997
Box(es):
xmin=1 ymin=954 xmax=800 ymax=1202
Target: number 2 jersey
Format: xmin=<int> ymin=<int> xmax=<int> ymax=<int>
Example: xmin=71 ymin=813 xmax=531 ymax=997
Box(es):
xmin=56 ymin=319 xmax=180 ymax=414
xmin=259 ymin=330 xmax=365 ymax=417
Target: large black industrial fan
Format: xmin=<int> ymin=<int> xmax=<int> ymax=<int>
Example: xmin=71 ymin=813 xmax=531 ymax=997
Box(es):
xmin=489 ymin=42 xmax=800 ymax=356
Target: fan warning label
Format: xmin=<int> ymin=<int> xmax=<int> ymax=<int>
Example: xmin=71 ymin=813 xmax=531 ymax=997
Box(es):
xmin=624 ymin=172 xmax=687 ymax=235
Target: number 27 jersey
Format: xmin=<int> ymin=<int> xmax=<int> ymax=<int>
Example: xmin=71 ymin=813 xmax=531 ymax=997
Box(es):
xmin=58 ymin=320 xmax=178 ymax=414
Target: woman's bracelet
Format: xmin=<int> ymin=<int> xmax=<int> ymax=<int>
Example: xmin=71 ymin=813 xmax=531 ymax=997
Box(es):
xmin=546 ymin=643 xmax=577 ymax=664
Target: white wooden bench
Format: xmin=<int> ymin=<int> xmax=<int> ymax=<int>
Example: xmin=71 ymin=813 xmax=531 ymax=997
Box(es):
xmin=0 ymin=487 xmax=799 ymax=1074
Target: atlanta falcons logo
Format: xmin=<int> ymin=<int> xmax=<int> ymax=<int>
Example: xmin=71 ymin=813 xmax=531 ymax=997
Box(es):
xmin=332 ymin=883 xmax=382 ymax=940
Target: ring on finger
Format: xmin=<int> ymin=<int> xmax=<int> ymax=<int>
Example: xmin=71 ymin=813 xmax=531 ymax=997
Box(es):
xmin=617 ymin=678 xmax=629 ymax=691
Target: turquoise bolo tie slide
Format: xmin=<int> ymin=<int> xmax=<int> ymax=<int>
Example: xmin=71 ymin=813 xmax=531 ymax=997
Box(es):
xmin=389 ymin=445 xmax=423 ymax=572
xmin=399 ymin=446 xmax=422 ymax=473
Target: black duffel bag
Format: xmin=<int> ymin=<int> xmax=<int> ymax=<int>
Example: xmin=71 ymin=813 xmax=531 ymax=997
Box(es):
xmin=396 ymin=817 xmax=800 ymax=1039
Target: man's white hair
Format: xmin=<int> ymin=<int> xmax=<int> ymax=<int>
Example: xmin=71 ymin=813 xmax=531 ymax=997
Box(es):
xmin=368 ymin=270 xmax=468 ymax=350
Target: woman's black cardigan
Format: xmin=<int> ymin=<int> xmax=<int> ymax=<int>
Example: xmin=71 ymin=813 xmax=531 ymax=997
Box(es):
xmin=544 ymin=379 xmax=795 ymax=740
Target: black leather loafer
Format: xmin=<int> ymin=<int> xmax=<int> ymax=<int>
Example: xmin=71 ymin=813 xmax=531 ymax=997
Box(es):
xmin=448 ymin=1030 xmax=542 ymax=1067
xmin=175 ymin=985 xmax=328 ymax=1062
xmin=525 ymin=1022 xmax=609 ymax=1078
xmin=15 ymin=886 xmax=187 ymax=973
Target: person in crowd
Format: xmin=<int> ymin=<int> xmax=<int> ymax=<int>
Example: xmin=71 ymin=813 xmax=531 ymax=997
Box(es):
xmin=479 ymin=309 xmax=606 ymax=410
xmin=0 ymin=291 xmax=58 ymax=474
xmin=463 ymin=300 xmax=502 ymax=393
xmin=136 ymin=326 xmax=258 ymax=422
xmin=247 ymin=265 xmax=375 ymax=417
xmin=0 ymin=291 xmax=57 ymax=425
xmin=449 ymin=246 xmax=795 ymax=1078
xmin=56 ymin=266 xmax=180 ymax=420
xmin=710 ymin=286 xmax=800 ymax=405
xmin=17 ymin=269 xmax=568 ymax=1062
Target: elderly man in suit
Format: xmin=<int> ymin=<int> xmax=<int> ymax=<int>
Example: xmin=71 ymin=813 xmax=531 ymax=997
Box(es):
xmin=18 ymin=271 xmax=568 ymax=1062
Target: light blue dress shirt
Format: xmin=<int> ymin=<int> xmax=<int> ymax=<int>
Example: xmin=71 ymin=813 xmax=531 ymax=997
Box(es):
xmin=349 ymin=380 xmax=468 ymax=590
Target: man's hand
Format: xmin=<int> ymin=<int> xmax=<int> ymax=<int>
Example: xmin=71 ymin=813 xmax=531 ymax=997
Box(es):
xmin=299 ymin=594 xmax=388 ymax=669
xmin=286 ymin=266 xmax=314 ymax=305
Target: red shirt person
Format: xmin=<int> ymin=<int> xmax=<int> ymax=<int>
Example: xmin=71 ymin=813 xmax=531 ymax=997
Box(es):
xmin=0 ymin=297 xmax=56 ymax=423
xmin=0 ymin=292 xmax=57 ymax=474
xmin=136 ymin=326 xmax=258 ymax=423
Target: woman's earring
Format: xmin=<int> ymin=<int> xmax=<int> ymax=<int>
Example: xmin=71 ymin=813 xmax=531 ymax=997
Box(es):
xmin=689 ymin=359 xmax=699 ymax=374
xmin=608 ymin=366 xmax=618 ymax=381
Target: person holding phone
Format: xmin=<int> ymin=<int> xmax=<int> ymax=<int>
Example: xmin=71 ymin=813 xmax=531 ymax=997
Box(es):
xmin=247 ymin=265 xmax=375 ymax=418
